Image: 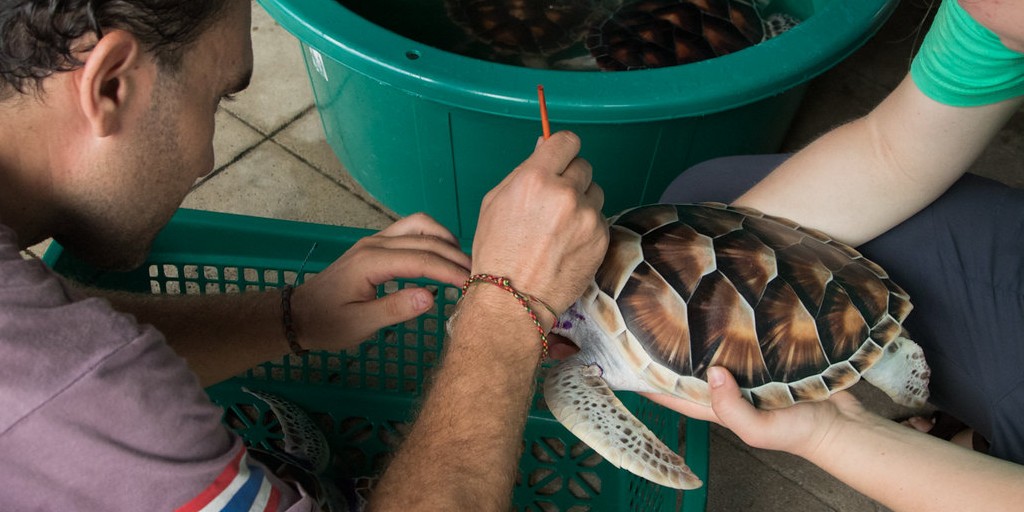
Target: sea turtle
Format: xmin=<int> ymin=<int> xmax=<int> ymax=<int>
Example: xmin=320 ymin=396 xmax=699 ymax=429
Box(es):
xmin=443 ymin=0 xmax=798 ymax=70
xmin=443 ymin=0 xmax=599 ymax=68
xmin=585 ymin=0 xmax=800 ymax=70
xmin=543 ymin=203 xmax=930 ymax=489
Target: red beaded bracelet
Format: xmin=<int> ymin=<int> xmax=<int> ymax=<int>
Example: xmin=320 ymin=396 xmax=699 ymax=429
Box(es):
xmin=460 ymin=274 xmax=558 ymax=360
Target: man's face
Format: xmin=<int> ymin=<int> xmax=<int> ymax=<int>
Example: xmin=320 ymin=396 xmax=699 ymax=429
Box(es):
xmin=57 ymin=0 xmax=254 ymax=269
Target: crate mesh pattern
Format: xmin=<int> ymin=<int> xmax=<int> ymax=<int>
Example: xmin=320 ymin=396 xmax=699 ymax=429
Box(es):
xmin=44 ymin=209 xmax=708 ymax=511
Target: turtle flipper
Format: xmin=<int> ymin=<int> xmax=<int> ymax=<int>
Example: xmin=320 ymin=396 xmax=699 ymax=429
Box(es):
xmin=861 ymin=336 xmax=931 ymax=409
xmin=543 ymin=360 xmax=703 ymax=490
xmin=242 ymin=387 xmax=331 ymax=474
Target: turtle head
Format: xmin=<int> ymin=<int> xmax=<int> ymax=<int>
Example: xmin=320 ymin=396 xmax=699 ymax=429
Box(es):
xmin=551 ymin=299 xmax=589 ymax=347
xmin=549 ymin=294 xmax=621 ymax=369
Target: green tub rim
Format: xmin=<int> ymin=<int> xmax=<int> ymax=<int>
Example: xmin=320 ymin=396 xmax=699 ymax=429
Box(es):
xmin=257 ymin=0 xmax=896 ymax=122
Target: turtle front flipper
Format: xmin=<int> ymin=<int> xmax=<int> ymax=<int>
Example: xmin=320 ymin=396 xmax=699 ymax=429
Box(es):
xmin=242 ymin=387 xmax=331 ymax=474
xmin=543 ymin=359 xmax=703 ymax=490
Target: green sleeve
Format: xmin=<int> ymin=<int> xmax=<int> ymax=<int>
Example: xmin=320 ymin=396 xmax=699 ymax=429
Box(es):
xmin=910 ymin=0 xmax=1024 ymax=107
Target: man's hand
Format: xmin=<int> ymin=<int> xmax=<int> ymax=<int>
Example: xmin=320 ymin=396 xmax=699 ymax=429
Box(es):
xmin=292 ymin=213 xmax=471 ymax=352
xmin=370 ymin=131 xmax=607 ymax=510
xmin=471 ymin=131 xmax=608 ymax=319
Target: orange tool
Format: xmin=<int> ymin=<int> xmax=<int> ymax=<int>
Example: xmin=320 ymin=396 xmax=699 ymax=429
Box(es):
xmin=537 ymin=84 xmax=551 ymax=140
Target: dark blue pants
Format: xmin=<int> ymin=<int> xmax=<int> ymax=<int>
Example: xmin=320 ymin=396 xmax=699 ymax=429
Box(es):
xmin=661 ymin=155 xmax=1024 ymax=464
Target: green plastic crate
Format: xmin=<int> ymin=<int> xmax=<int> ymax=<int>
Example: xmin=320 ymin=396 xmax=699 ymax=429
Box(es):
xmin=43 ymin=208 xmax=709 ymax=512
xmin=257 ymin=0 xmax=897 ymax=238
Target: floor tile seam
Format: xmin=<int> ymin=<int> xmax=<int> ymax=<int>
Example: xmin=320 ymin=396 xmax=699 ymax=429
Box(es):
xmin=266 ymin=138 xmax=399 ymax=222
xmin=266 ymin=105 xmax=318 ymax=139
xmin=193 ymin=137 xmax=270 ymax=191
xmin=710 ymin=428 xmax=846 ymax=511
xmin=223 ymin=107 xmax=269 ymax=136
xmin=221 ymin=102 xmax=315 ymax=139
xmin=195 ymin=106 xmax=317 ymax=190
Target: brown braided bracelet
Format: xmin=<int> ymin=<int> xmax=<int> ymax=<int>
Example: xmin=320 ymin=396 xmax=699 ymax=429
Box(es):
xmin=280 ymin=284 xmax=308 ymax=356
xmin=280 ymin=242 xmax=318 ymax=356
xmin=460 ymin=274 xmax=557 ymax=360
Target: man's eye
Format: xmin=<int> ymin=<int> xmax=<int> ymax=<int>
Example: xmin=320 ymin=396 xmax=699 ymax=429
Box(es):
xmin=221 ymin=93 xmax=238 ymax=103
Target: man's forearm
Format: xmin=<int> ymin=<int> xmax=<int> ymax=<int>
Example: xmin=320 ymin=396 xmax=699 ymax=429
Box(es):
xmin=370 ymin=286 xmax=544 ymax=510
xmin=91 ymin=287 xmax=286 ymax=386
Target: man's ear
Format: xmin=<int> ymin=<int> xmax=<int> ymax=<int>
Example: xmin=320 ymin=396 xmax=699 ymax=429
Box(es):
xmin=76 ymin=30 xmax=154 ymax=137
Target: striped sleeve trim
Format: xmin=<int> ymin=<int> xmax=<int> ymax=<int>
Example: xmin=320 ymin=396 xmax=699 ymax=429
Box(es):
xmin=175 ymin=447 xmax=283 ymax=512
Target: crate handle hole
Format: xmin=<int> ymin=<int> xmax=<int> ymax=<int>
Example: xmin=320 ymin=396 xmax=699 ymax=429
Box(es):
xmin=405 ymin=50 xmax=421 ymax=60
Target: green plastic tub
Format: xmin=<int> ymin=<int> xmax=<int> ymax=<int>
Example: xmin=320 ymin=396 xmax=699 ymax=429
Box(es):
xmin=258 ymin=0 xmax=897 ymax=238
xmin=43 ymin=208 xmax=710 ymax=511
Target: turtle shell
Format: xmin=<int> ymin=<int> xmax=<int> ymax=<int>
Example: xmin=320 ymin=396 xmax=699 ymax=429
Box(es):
xmin=586 ymin=0 xmax=765 ymax=70
xmin=445 ymin=0 xmax=597 ymax=56
xmin=591 ymin=203 xmax=912 ymax=408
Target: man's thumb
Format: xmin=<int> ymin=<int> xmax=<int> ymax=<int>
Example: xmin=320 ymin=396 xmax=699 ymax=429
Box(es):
xmin=360 ymin=288 xmax=434 ymax=329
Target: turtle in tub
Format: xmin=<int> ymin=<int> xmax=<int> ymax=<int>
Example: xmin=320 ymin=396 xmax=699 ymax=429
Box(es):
xmin=443 ymin=0 xmax=599 ymax=68
xmin=543 ymin=203 xmax=930 ymax=489
xmin=443 ymin=0 xmax=799 ymax=69
xmin=584 ymin=0 xmax=799 ymax=70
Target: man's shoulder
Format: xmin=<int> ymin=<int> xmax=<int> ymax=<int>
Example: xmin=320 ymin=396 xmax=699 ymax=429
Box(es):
xmin=0 ymin=227 xmax=154 ymax=432
xmin=0 ymin=225 xmax=269 ymax=510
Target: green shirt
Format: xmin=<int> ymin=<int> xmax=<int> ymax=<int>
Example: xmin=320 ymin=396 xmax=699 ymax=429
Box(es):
xmin=911 ymin=0 xmax=1024 ymax=107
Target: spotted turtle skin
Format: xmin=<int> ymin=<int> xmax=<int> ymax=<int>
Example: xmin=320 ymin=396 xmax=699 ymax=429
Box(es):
xmin=445 ymin=0 xmax=597 ymax=56
xmin=586 ymin=0 xmax=767 ymax=70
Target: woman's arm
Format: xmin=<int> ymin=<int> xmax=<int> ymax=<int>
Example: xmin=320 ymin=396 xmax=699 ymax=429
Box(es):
xmin=647 ymin=368 xmax=1024 ymax=512
xmin=736 ymin=75 xmax=1023 ymax=246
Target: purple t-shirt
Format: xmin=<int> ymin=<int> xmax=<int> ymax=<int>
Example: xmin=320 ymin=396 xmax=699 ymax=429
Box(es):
xmin=0 ymin=223 xmax=315 ymax=511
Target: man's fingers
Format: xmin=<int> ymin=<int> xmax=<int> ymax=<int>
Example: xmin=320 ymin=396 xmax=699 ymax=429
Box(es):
xmin=360 ymin=248 xmax=471 ymax=289
xmin=520 ymin=131 xmax=581 ymax=176
xmin=583 ymin=181 xmax=605 ymax=211
xmin=338 ymin=288 xmax=436 ymax=342
xmin=379 ymin=212 xmax=461 ymax=246
xmin=559 ymin=156 xmax=594 ymax=194
xmin=361 ymin=234 xmax=471 ymax=273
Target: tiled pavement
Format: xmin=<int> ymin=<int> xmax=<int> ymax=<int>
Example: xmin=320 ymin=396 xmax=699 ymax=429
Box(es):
xmin=35 ymin=1 xmax=1024 ymax=510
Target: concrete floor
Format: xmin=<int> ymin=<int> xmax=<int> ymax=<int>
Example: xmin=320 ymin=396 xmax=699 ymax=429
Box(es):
xmin=33 ymin=0 xmax=1021 ymax=510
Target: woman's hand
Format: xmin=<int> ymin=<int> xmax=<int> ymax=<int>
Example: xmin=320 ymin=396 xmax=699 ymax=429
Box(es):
xmin=291 ymin=213 xmax=471 ymax=351
xmin=648 ymin=366 xmax=1024 ymax=511
xmin=644 ymin=366 xmax=866 ymax=460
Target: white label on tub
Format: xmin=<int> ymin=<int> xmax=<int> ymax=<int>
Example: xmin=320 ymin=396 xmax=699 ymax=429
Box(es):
xmin=309 ymin=48 xmax=328 ymax=82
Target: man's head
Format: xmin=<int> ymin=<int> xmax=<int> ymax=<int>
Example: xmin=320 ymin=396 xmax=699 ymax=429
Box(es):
xmin=1 ymin=1 xmax=232 ymax=99
xmin=0 ymin=0 xmax=253 ymax=269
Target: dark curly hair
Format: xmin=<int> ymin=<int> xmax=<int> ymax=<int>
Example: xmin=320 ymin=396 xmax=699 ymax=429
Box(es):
xmin=0 ymin=0 xmax=231 ymax=97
